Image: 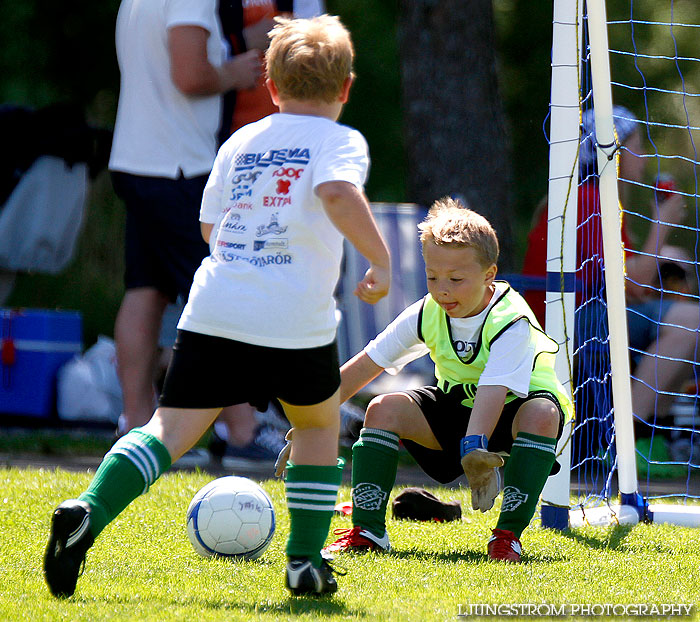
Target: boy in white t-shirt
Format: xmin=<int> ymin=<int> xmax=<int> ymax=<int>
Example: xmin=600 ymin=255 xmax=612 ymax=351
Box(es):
xmin=322 ymin=198 xmax=573 ymax=562
xmin=44 ymin=15 xmax=390 ymax=599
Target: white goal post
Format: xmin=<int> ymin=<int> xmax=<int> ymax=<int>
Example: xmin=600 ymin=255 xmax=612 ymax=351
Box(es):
xmin=540 ymin=0 xmax=700 ymax=529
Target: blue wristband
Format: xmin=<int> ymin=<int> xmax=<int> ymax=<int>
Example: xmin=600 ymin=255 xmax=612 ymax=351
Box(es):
xmin=460 ymin=434 xmax=488 ymax=458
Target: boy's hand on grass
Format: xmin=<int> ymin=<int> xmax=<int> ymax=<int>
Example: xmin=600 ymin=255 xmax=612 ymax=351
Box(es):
xmin=460 ymin=434 xmax=504 ymax=512
xmin=354 ymin=264 xmax=390 ymax=304
xmin=274 ymin=428 xmax=293 ymax=478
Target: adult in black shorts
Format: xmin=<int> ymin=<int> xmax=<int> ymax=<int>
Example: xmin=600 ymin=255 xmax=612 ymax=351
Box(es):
xmin=106 ymin=3 xmax=260 ymax=433
xmin=110 ymin=173 xmax=210 ymax=433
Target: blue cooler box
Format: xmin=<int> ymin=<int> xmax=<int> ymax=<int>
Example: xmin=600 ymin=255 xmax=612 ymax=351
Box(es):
xmin=0 ymin=309 xmax=82 ymax=417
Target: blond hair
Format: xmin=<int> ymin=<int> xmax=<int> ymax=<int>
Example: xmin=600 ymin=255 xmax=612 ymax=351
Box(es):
xmin=418 ymin=197 xmax=499 ymax=267
xmin=266 ymin=15 xmax=354 ymax=104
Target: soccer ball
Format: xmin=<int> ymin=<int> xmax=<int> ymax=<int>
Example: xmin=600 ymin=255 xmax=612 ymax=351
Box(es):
xmin=186 ymin=476 xmax=275 ymax=559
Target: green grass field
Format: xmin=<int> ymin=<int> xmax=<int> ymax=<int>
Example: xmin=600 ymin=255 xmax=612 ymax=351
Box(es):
xmin=3 ymin=466 xmax=700 ymax=621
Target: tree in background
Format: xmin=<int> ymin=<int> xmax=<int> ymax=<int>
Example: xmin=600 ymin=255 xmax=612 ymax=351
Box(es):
xmin=5 ymin=2 xmax=697 ymax=339
xmin=397 ymin=0 xmax=514 ymax=270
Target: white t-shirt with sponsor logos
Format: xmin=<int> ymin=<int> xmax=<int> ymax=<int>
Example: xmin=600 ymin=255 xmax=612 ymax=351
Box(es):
xmin=178 ymin=112 xmax=370 ymax=348
xmin=108 ymin=0 xmax=226 ymax=179
xmin=364 ymin=282 xmax=536 ymax=397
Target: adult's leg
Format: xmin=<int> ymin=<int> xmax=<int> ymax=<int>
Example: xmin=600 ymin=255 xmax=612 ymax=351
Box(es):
xmin=218 ymin=402 xmax=260 ymax=447
xmin=115 ymin=287 xmax=169 ymax=432
xmin=631 ymin=301 xmax=700 ymax=422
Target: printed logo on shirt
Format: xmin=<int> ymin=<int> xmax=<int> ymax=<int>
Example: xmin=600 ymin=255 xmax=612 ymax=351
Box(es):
xmin=276 ymin=179 xmax=291 ymax=194
xmin=254 ymin=239 xmax=288 ymax=251
xmin=222 ymin=213 xmax=247 ymax=234
xmin=231 ymin=201 xmax=253 ymax=210
xmin=272 ymin=167 xmax=304 ymax=180
xmin=216 ymin=251 xmax=292 ymax=267
xmin=256 ymin=212 xmax=288 ymax=237
xmin=230 ymin=172 xmax=262 ymax=202
xmin=234 ymin=148 xmax=311 ymax=171
xmin=232 ymin=171 xmax=263 ymax=184
xmin=219 ymin=251 xmax=246 ymax=263
xmin=453 ymin=340 xmax=477 ymax=359
xmin=231 ymin=187 xmax=253 ymax=201
xmin=217 ymin=241 xmax=246 ymax=250
xmin=249 ymin=253 xmax=292 ymax=267
xmin=263 ymin=195 xmax=291 ymax=208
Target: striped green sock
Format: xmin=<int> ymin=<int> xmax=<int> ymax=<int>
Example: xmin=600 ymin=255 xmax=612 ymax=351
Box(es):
xmin=79 ymin=428 xmax=171 ymax=538
xmin=351 ymin=428 xmax=400 ymax=538
xmin=496 ymin=432 xmax=557 ymax=538
xmin=285 ymin=460 xmax=343 ymax=567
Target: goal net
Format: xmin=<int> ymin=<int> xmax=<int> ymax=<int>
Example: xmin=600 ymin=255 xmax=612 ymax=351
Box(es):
xmin=540 ymin=0 xmax=700 ymax=528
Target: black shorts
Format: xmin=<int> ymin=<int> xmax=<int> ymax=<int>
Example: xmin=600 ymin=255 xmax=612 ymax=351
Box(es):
xmin=400 ymin=385 xmax=566 ymax=484
xmin=111 ymin=171 xmax=210 ymax=302
xmin=159 ymin=330 xmax=341 ymax=408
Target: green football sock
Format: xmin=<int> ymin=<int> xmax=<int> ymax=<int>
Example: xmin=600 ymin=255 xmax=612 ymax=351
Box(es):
xmin=351 ymin=428 xmax=400 ymax=538
xmin=79 ymin=428 xmax=171 ymax=538
xmin=496 ymin=432 xmax=557 ymax=539
xmin=285 ymin=460 xmax=343 ymax=567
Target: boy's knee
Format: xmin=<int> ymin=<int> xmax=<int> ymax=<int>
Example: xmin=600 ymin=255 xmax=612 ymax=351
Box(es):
xmin=515 ymin=399 xmax=560 ymax=438
xmin=364 ymin=393 xmax=404 ymax=434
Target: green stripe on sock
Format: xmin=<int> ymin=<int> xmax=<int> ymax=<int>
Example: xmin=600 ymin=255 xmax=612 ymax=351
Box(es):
xmin=286 ymin=481 xmax=339 ymax=511
xmin=285 ymin=461 xmax=343 ymax=566
xmin=351 ymin=428 xmax=399 ymax=538
xmin=355 ymin=428 xmax=401 ymax=452
xmin=79 ymin=429 xmax=171 ymax=538
xmin=512 ymin=431 xmax=557 ymax=455
xmin=496 ymin=432 xmax=557 ymax=539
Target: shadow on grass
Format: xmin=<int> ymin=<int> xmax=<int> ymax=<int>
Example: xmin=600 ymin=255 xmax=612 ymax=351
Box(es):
xmin=558 ymin=524 xmax=635 ymax=551
xmin=87 ymin=594 xmax=359 ymax=618
xmin=389 ymin=547 xmax=569 ymax=564
xmin=211 ymin=598 xmax=360 ymax=617
xmin=388 ymin=547 xmax=485 ymax=563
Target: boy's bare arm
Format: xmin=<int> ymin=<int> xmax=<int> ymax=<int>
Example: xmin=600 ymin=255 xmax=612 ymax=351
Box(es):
xmin=461 ymin=384 xmax=509 ymax=512
xmin=339 ymin=351 xmax=384 ymax=403
xmin=317 ymin=181 xmax=391 ymax=304
xmin=465 ymin=385 xmax=509 ymax=438
xmin=200 ymin=222 xmax=214 ymax=243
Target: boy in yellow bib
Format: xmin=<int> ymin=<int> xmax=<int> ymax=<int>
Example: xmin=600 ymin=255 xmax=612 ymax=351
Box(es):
xmin=325 ymin=197 xmax=573 ymax=562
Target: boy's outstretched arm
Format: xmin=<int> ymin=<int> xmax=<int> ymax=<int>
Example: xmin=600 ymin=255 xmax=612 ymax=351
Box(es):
xmin=339 ymin=351 xmax=385 ymax=403
xmin=317 ymin=181 xmax=391 ymax=304
xmin=466 ymin=385 xmax=509 ymax=439
xmin=461 ymin=385 xmax=508 ymax=513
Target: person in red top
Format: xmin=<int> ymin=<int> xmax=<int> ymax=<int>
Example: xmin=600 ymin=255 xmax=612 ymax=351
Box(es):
xmin=218 ymin=1 xmax=324 ymax=140
xmin=522 ymin=181 xmax=634 ymax=325
xmin=522 ymin=106 xmax=696 ymax=476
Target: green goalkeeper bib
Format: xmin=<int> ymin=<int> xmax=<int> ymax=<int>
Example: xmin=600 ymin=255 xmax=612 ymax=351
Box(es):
xmin=418 ymin=283 xmax=573 ymax=419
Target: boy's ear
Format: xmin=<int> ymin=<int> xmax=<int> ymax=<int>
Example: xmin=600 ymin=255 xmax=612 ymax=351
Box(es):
xmin=484 ymin=264 xmax=497 ymax=285
xmin=338 ymin=76 xmax=354 ymax=104
xmin=266 ymin=79 xmax=280 ymax=105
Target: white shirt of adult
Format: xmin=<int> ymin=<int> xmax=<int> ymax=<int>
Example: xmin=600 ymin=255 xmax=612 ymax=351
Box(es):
xmin=179 ymin=112 xmax=370 ymax=349
xmin=364 ymin=282 xmax=537 ymax=397
xmin=109 ymin=0 xmax=226 ymax=179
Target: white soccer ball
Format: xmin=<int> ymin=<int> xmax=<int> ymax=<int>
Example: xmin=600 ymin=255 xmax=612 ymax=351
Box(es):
xmin=186 ymin=476 xmax=275 ymax=559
